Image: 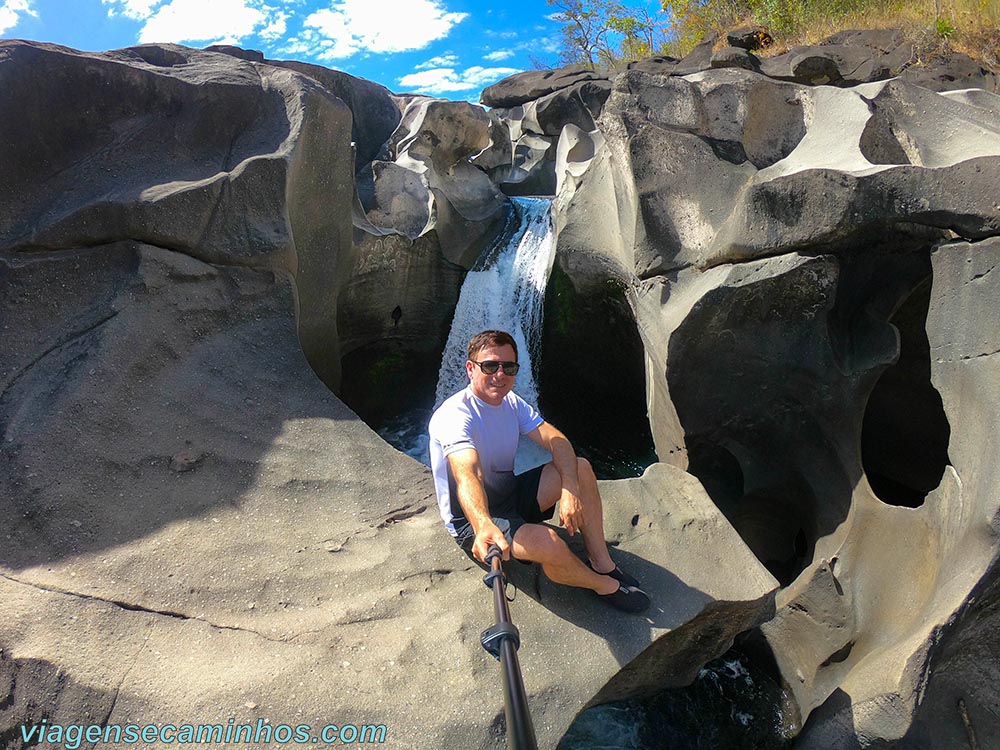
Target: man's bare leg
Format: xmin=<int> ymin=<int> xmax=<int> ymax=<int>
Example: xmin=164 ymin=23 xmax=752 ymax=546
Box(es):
xmin=511 ymin=523 xmax=618 ymax=594
xmin=536 ymin=458 xmax=616 ymax=573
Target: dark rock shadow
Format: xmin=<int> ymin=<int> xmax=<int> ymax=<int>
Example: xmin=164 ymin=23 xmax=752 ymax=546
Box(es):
xmin=491 ymin=531 xmax=772 ymax=707
xmin=0 ymin=651 xmax=115 ymax=750
xmin=670 ymin=234 xmax=948 ymax=582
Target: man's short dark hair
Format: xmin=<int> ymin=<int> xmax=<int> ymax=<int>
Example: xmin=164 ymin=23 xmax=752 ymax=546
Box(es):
xmin=468 ymin=330 xmax=518 ymax=362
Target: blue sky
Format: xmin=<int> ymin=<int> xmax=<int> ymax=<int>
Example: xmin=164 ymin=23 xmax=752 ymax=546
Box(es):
xmin=0 ymin=0 xmax=667 ymax=100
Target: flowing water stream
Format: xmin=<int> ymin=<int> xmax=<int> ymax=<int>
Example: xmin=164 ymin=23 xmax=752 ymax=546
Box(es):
xmin=378 ymin=196 xmax=556 ymax=468
xmin=434 ymin=196 xmax=556 ymax=410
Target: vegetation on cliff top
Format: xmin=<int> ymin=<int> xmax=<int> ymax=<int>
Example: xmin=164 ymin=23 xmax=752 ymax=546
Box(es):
xmin=547 ymin=0 xmax=1000 ymax=69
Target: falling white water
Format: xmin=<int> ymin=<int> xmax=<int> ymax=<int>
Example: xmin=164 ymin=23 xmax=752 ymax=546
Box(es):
xmin=435 ymin=197 xmax=557 ymax=410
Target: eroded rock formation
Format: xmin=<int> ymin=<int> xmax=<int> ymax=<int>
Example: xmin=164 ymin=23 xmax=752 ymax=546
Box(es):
xmin=2 ymin=28 xmax=999 ymax=750
xmin=542 ymin=35 xmax=1000 ymax=749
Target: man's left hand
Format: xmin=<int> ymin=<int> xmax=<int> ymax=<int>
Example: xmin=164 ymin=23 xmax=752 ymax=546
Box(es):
xmin=558 ymin=488 xmax=585 ymax=536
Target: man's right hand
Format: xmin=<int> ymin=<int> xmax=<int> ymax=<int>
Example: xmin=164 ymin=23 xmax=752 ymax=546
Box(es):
xmin=473 ymin=521 xmax=510 ymax=563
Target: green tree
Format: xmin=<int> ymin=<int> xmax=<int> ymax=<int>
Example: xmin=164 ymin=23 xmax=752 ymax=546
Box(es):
xmin=548 ymin=0 xmax=669 ymax=68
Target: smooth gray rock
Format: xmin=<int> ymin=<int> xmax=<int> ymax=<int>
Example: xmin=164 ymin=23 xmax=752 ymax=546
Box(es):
xmin=673 ymin=31 xmax=719 ymax=76
xmin=593 ymin=68 xmax=807 ymax=274
xmin=363 ymin=98 xmax=508 ymax=267
xmin=761 ymin=235 xmax=1000 ymax=749
xmin=710 ymin=81 xmax=1000 ymax=265
xmin=480 ymin=64 xmax=606 ymax=108
xmin=0 ymin=39 xmax=354 ymax=391
xmin=529 ymin=79 xmax=613 ymax=137
xmin=267 ymin=58 xmax=402 ymax=170
xmin=0 ymin=240 xmax=777 ymax=748
xmin=547 ymin=46 xmax=1000 ymax=748
xmin=504 ymin=133 xmax=558 ymax=196
xmin=711 ymin=46 xmax=761 ymax=72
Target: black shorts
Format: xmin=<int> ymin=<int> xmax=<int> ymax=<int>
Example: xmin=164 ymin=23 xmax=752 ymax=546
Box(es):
xmin=453 ymin=465 xmax=554 ymax=557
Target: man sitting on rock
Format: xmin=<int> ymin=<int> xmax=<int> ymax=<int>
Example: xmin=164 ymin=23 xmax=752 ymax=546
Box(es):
xmin=428 ymin=329 xmax=650 ymax=613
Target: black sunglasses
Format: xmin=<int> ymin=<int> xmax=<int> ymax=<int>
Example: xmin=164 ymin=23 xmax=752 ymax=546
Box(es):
xmin=470 ymin=359 xmax=520 ymax=376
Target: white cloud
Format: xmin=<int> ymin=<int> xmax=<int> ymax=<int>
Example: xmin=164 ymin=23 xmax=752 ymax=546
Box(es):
xmin=258 ymin=9 xmax=289 ymax=40
xmin=539 ymin=35 xmax=561 ymax=54
xmin=397 ymin=65 xmax=519 ymax=95
xmin=483 ymin=49 xmax=513 ymax=62
xmin=137 ymin=0 xmax=267 ymax=44
xmin=0 ymin=0 xmax=37 ymax=35
xmin=416 ymin=53 xmax=458 ymax=70
xmin=102 ymin=0 xmax=162 ymax=21
xmin=302 ymin=0 xmax=468 ymax=59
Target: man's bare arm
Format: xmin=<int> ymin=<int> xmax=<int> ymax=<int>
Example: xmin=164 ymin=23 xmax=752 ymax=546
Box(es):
xmin=447 ymin=448 xmax=511 ymax=561
xmin=527 ymin=421 xmax=585 ymax=535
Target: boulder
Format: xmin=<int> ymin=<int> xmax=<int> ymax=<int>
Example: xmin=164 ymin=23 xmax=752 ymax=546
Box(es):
xmin=480 ymin=64 xmax=606 ymax=108
xmin=709 ymin=80 xmax=1000 ymax=265
xmin=820 ymin=28 xmax=906 ymax=52
xmin=625 ymin=55 xmax=679 ymax=75
xmin=727 ymin=27 xmax=774 ymax=51
xmin=672 ymin=31 xmax=719 ymax=76
xmin=363 ymin=98 xmax=509 ymax=267
xmin=758 ymin=45 xmax=878 ymax=85
xmin=266 ymin=58 xmax=402 ymax=170
xmin=0 ymin=39 xmax=354 ymax=390
xmin=528 ymin=79 xmax=613 ymax=137
xmin=711 ymin=46 xmax=761 ymax=72
xmin=469 ymin=109 xmax=514 ymax=178
xmin=204 ymin=43 xmax=265 ymax=62
xmin=899 ymin=50 xmax=999 ymax=93
xmin=590 ymin=68 xmax=807 ymax=274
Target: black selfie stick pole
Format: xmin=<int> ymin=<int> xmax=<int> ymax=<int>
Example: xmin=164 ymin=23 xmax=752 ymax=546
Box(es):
xmin=481 ymin=545 xmax=538 ymax=750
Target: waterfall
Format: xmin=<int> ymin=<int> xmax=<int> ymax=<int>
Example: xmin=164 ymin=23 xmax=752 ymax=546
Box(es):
xmin=434 ymin=197 xmax=557 ymax=409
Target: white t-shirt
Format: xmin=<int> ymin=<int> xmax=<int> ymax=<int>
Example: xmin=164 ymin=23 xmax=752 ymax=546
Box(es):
xmin=428 ymin=386 xmax=544 ymax=535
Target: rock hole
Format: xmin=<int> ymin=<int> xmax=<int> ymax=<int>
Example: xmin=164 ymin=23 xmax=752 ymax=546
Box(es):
xmin=631 ymin=514 xmax=640 ymax=527
xmin=861 ymin=276 xmax=951 ymax=507
xmin=688 ymin=442 xmax=814 ymax=586
xmin=819 ymin=640 xmax=854 ymax=667
xmin=538 ymin=264 xmax=657 ymax=479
